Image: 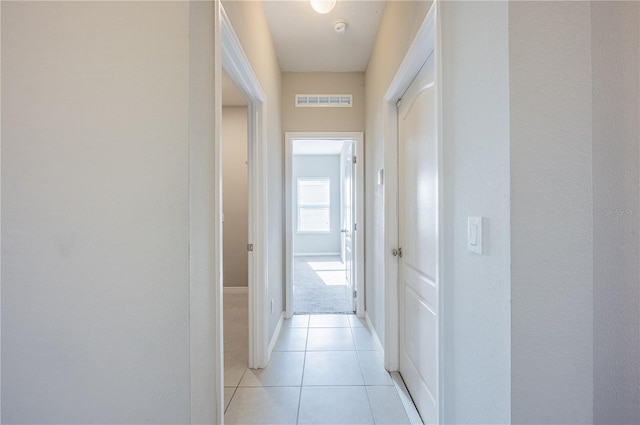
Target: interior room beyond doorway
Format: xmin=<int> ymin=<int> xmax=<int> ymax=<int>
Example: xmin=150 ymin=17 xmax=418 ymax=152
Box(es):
xmin=288 ymin=136 xmax=363 ymax=315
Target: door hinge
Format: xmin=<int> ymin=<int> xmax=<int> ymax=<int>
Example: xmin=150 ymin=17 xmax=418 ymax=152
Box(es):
xmin=353 ymin=290 xmax=357 ymax=298
xmin=352 ymin=155 xmax=357 ymax=164
xmin=392 ymin=247 xmax=403 ymax=258
xmin=247 ymin=243 xmax=254 ymax=252
xmin=353 ymin=223 xmax=357 ymax=231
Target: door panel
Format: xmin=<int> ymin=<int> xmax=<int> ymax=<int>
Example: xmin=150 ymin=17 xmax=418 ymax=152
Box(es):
xmin=343 ymin=143 xmax=355 ymax=311
xmin=403 ymin=286 xmax=437 ymax=405
xmin=398 ymin=50 xmax=438 ymax=424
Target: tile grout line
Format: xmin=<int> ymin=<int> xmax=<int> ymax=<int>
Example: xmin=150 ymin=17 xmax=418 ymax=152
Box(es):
xmin=295 ymin=324 xmax=310 ymax=425
xmin=228 ymin=313 xmax=399 ymax=424
xmin=224 ymin=356 xmax=249 ymax=415
xmin=351 ymin=324 xmax=380 ymax=424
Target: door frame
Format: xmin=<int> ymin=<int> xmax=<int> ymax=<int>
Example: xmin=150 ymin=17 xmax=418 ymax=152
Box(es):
xmin=284 ymin=132 xmax=365 ymax=318
xmin=381 ymin=0 xmax=443 ymax=418
xmin=190 ymin=3 xmax=270 ymax=424
xmin=219 ymin=5 xmax=270 ymax=369
xmin=219 ymin=5 xmax=270 ymax=373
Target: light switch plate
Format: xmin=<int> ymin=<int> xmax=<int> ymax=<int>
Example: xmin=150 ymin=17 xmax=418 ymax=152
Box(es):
xmin=468 ymin=217 xmax=483 ymax=254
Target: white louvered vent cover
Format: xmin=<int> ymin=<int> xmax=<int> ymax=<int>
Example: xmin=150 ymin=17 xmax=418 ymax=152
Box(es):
xmin=295 ymin=94 xmax=353 ymax=108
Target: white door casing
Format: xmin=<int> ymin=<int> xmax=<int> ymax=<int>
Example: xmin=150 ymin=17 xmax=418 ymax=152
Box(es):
xmin=285 ymin=133 xmax=365 ymax=318
xmin=342 ymin=142 xmax=355 ymax=311
xmin=198 ymin=4 xmax=269 ymax=424
xmin=398 ymin=50 xmax=438 ymax=424
xmin=219 ymin=5 xmax=269 ymax=371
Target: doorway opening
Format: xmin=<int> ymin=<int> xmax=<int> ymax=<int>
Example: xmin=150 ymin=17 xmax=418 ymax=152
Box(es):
xmin=221 ymin=68 xmax=250 ymax=415
xmin=219 ymin=4 xmax=271 ymax=373
xmin=292 ymin=143 xmax=351 ymax=314
xmin=285 ymin=133 xmax=364 ymax=318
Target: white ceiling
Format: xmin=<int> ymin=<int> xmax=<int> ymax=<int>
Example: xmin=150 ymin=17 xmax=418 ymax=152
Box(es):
xmin=263 ymin=0 xmax=386 ymax=72
xmin=293 ymin=139 xmax=348 ymax=155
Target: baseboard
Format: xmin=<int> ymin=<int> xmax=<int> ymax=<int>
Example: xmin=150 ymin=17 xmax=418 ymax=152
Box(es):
xmin=268 ymin=312 xmax=285 ymax=358
xmin=390 ymin=371 xmax=424 ymax=425
xmin=365 ymin=312 xmax=384 ymax=353
xmin=293 ymin=252 xmax=341 ymax=257
xmin=223 ymin=286 xmax=248 ymax=295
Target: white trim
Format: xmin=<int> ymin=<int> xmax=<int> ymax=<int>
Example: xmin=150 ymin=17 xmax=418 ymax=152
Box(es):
xmin=435 ymin=9 xmax=445 ymax=422
xmin=339 ymin=145 xmax=347 ymax=263
xmin=293 ymin=252 xmax=341 ymax=257
xmin=285 ymin=135 xmax=294 ymax=319
xmin=365 ymin=312 xmax=384 ymax=353
xmin=285 ymin=132 xmax=365 ymax=319
xmin=268 ymin=312 xmax=285 ymax=355
xmin=390 ymin=372 xmax=425 ymax=425
xmin=382 ymin=99 xmax=399 ymax=369
xmin=223 ymin=287 xmax=249 ymax=295
xmin=220 ymin=5 xmax=269 ymax=372
xmin=382 ymin=1 xmax=441 ymax=422
xmin=0 ymin=3 xmax=4 ymax=421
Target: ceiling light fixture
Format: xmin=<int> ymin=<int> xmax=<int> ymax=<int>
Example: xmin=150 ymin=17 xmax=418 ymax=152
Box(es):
xmin=310 ymin=0 xmax=336 ymax=14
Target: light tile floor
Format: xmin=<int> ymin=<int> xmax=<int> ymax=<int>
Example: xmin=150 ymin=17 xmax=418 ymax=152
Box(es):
xmin=224 ymin=293 xmax=421 ymax=424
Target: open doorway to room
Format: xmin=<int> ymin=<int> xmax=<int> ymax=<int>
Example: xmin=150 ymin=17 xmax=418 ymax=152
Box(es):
xmin=285 ymin=133 xmax=364 ymax=318
xmin=216 ymin=6 xmax=272 ymax=420
xmin=292 ymin=142 xmax=351 ymax=314
xmin=221 ymin=68 xmax=251 ymax=414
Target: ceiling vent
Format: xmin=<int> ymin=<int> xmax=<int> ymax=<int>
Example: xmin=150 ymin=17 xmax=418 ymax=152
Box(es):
xmin=295 ymin=94 xmax=353 ymax=108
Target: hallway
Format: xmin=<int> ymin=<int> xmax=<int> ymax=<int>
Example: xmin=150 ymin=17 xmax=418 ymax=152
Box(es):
xmin=223 ymin=293 xmax=420 ymax=424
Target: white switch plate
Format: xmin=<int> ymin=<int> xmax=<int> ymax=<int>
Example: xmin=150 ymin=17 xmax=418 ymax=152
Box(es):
xmin=468 ymin=217 xmax=483 ymax=254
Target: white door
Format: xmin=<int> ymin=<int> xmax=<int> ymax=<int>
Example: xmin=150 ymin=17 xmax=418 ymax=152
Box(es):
xmin=398 ymin=50 xmax=439 ymax=424
xmin=342 ymin=143 xmax=355 ymax=312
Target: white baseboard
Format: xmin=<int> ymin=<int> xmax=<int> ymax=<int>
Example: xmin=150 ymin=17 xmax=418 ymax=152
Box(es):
xmin=268 ymin=312 xmax=285 ymax=358
xmin=293 ymin=252 xmax=341 ymax=257
xmin=365 ymin=312 xmax=384 ymax=353
xmin=223 ymin=286 xmax=248 ymax=295
xmin=390 ymin=372 xmax=424 ymax=425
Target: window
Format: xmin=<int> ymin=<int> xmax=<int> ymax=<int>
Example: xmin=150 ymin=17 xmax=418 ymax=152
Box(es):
xmin=297 ymin=177 xmax=330 ymax=233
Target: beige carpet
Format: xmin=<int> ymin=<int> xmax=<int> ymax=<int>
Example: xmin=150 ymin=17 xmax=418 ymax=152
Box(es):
xmin=293 ymin=256 xmax=353 ymax=314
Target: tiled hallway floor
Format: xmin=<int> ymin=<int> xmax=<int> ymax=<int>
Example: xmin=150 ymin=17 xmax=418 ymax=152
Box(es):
xmin=224 ymin=293 xmax=421 ymax=424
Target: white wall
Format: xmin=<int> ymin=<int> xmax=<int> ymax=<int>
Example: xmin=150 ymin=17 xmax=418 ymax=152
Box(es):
xmin=510 ymin=2 xmax=594 ymax=423
xmin=1 ymin=4 xmax=4 ymax=419
xmin=223 ymin=106 xmax=249 ymax=287
xmin=292 ymin=155 xmax=341 ymax=255
xmin=188 ymin=1 xmax=219 ymax=421
xmin=591 ymin=2 xmax=640 ymax=423
xmin=439 ymin=2 xmax=511 ymax=423
xmin=282 ymin=72 xmax=365 ymax=133
xmin=366 ymin=5 xmax=511 ymax=423
xmin=221 ymin=0 xmax=283 ymax=341
xmin=2 ymin=2 xmax=191 ymax=422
